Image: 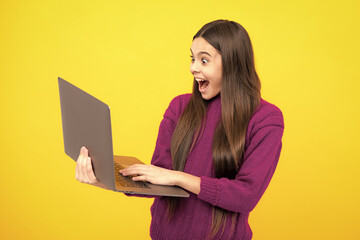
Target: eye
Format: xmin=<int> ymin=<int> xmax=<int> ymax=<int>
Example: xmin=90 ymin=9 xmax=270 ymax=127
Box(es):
xmin=190 ymin=55 xmax=195 ymax=63
xmin=202 ymin=58 xmax=208 ymax=64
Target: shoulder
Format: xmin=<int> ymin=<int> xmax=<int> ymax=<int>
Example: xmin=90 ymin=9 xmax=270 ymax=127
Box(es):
xmin=169 ymin=93 xmax=192 ymax=108
xmin=247 ymin=99 xmax=284 ymax=137
xmin=164 ymin=93 xmax=192 ymax=122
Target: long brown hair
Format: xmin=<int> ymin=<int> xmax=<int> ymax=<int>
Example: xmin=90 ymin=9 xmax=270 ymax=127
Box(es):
xmin=169 ymin=20 xmax=261 ymax=239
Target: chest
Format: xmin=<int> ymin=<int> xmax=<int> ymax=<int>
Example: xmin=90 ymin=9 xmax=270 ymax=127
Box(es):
xmin=183 ymin=103 xmax=221 ymax=177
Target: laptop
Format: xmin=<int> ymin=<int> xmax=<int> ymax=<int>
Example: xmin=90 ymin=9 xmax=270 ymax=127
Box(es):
xmin=58 ymin=77 xmax=189 ymax=197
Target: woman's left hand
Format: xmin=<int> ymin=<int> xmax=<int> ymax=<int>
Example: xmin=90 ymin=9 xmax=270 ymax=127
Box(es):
xmin=119 ymin=164 xmax=178 ymax=186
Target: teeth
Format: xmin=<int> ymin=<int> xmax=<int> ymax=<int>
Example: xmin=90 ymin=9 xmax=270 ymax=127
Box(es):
xmin=195 ymin=78 xmax=206 ymax=82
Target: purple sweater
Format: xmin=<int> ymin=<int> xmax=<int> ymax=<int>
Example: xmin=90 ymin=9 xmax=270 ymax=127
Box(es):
xmin=144 ymin=94 xmax=283 ymax=240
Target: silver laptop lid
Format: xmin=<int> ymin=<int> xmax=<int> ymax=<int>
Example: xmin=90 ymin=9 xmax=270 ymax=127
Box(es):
xmin=58 ymin=77 xmax=115 ymax=190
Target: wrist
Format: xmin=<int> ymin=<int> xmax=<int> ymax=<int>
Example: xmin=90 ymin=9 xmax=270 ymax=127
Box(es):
xmin=173 ymin=171 xmax=201 ymax=195
xmin=173 ymin=171 xmax=183 ymax=186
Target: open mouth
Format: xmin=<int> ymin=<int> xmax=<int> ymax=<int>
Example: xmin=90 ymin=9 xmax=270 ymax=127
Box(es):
xmin=196 ymin=78 xmax=209 ymax=92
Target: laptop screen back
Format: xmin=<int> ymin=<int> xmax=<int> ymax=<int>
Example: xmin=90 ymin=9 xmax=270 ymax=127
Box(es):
xmin=58 ymin=77 xmax=115 ymax=190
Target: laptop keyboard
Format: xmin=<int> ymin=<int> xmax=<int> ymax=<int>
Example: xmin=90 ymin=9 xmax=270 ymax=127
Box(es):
xmin=114 ymin=162 xmax=150 ymax=189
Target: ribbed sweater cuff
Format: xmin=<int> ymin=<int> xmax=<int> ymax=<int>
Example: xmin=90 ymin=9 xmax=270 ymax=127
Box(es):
xmin=198 ymin=176 xmax=220 ymax=206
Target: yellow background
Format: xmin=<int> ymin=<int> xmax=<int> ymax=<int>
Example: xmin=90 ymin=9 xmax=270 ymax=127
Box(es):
xmin=1 ymin=0 xmax=359 ymax=239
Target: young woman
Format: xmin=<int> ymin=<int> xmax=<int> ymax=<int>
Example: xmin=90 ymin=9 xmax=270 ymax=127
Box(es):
xmin=76 ymin=19 xmax=284 ymax=240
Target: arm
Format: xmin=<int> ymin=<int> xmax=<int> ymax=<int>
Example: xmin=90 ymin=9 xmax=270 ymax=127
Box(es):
xmin=123 ymin=99 xmax=284 ymax=211
xmin=198 ymin=111 xmax=284 ymax=213
xmin=120 ymin=164 xmax=201 ymax=194
xmin=122 ymin=111 xmax=283 ymax=205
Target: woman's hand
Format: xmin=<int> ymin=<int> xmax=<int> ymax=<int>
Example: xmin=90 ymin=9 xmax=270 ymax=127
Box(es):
xmin=75 ymin=146 xmax=109 ymax=190
xmin=120 ymin=164 xmax=201 ymax=195
xmin=120 ymin=164 xmax=177 ymax=186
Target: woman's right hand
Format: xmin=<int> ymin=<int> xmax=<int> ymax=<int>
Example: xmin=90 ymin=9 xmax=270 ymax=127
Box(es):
xmin=75 ymin=146 xmax=109 ymax=190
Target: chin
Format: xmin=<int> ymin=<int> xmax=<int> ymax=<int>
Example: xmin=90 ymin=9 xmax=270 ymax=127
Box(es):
xmin=201 ymin=93 xmax=217 ymax=100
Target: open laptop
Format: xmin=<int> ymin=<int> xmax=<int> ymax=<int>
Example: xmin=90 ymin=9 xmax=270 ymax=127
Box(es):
xmin=58 ymin=77 xmax=189 ymax=197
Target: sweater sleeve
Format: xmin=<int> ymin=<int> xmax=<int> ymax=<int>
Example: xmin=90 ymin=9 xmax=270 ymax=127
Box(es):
xmin=198 ymin=110 xmax=284 ymax=214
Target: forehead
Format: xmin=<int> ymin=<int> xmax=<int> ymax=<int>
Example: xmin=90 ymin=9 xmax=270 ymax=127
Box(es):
xmin=191 ymin=37 xmax=219 ymax=56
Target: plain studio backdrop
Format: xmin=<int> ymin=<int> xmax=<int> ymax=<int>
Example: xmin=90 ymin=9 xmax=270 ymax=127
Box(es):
xmin=1 ymin=0 xmax=359 ymax=239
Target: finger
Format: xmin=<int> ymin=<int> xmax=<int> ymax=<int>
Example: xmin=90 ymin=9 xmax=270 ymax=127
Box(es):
xmin=132 ymin=175 xmax=149 ymax=182
xmin=77 ymin=153 xmax=85 ymax=182
xmin=86 ymin=157 xmax=97 ymax=184
xmin=122 ymin=164 xmax=148 ymax=174
xmin=76 ymin=147 xmax=86 ymax=180
xmin=79 ymin=146 xmax=84 ymax=158
xmin=121 ymin=166 xmax=144 ymax=176
xmin=83 ymin=146 xmax=89 ymax=157
xmin=81 ymin=147 xmax=91 ymax=183
xmin=81 ymin=155 xmax=90 ymax=183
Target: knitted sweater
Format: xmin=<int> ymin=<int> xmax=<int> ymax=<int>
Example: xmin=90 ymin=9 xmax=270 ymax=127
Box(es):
xmin=139 ymin=94 xmax=284 ymax=240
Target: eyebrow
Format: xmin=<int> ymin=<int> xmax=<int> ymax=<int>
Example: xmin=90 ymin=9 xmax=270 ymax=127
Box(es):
xmin=190 ymin=49 xmax=212 ymax=57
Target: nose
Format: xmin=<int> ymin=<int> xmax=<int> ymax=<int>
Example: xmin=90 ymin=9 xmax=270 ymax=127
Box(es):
xmin=190 ymin=61 xmax=200 ymax=75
